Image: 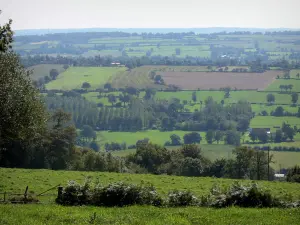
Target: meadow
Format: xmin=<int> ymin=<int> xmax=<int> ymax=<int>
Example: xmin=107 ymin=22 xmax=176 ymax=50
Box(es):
xmin=46 ymin=67 xmax=126 ymax=90
xmin=1 ymin=168 xmax=300 ymax=200
xmin=1 ymin=205 xmax=300 ymax=225
xmin=29 ymin=64 xmax=65 ymax=80
xmin=250 ymin=116 xmax=300 ymax=130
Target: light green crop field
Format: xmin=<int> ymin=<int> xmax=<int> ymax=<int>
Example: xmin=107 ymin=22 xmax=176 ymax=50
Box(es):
xmin=265 ymin=79 xmax=300 ymax=92
xmin=250 ymin=116 xmax=300 ymax=130
xmin=28 ymin=64 xmax=65 ymax=81
xmin=96 ymin=130 xmax=209 ymax=147
xmin=46 ymin=67 xmax=126 ymax=90
xmin=1 ymin=205 xmax=300 ymax=225
xmin=155 ymin=90 xmax=293 ymax=105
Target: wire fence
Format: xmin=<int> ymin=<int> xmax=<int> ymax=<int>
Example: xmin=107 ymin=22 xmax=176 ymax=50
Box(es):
xmin=0 ymin=184 xmax=60 ymax=204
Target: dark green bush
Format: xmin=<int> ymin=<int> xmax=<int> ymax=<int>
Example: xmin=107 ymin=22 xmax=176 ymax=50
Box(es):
xmin=209 ymin=182 xmax=281 ymax=208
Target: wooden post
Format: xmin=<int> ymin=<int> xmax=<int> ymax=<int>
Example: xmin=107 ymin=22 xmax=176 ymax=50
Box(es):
xmin=3 ymin=192 xmax=6 ymax=202
xmin=24 ymin=186 xmax=28 ymax=203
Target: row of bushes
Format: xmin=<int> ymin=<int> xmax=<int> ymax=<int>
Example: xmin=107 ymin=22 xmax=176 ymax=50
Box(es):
xmin=56 ymin=180 xmax=299 ymax=208
xmin=248 ymin=146 xmax=300 ymax=152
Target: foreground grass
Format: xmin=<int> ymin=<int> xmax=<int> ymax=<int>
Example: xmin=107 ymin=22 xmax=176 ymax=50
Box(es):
xmin=1 ymin=205 xmax=300 ymax=225
xmin=1 ymin=168 xmax=300 ymax=202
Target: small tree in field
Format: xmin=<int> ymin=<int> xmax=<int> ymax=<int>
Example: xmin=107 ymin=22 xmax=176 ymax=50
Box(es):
xmin=82 ymin=82 xmax=91 ymax=89
xmin=291 ymin=93 xmax=298 ymax=105
xmin=266 ymin=93 xmax=275 ymax=104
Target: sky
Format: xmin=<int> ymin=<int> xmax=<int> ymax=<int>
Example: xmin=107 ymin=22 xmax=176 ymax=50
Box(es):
xmin=1 ymin=0 xmax=300 ymax=30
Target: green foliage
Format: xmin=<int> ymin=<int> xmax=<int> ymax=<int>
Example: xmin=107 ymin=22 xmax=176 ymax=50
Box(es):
xmin=168 ymin=190 xmax=198 ymax=206
xmin=0 ymin=11 xmax=13 ymax=52
xmin=209 ymin=182 xmax=281 ymax=208
xmin=57 ymin=180 xmax=163 ymax=207
xmin=287 ymin=165 xmax=300 ymax=183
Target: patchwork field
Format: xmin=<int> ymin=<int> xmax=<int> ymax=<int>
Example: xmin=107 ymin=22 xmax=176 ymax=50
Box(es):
xmin=46 ymin=67 xmax=126 ymax=90
xmin=161 ymin=71 xmax=283 ymax=90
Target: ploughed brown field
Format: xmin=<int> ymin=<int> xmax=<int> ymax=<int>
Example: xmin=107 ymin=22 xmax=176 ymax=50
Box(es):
xmin=161 ymin=71 xmax=283 ymax=90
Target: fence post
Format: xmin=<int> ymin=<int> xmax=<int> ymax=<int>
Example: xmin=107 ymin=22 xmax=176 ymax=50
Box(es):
xmin=24 ymin=186 xmax=28 ymax=203
xmin=3 ymin=192 xmax=6 ymax=202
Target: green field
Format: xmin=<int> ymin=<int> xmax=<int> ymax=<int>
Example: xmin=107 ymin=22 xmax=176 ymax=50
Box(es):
xmin=28 ymin=64 xmax=65 ymax=80
xmin=1 ymin=168 xmax=300 ymax=200
xmin=96 ymin=130 xmax=208 ymax=147
xmin=1 ymin=205 xmax=299 ymax=225
xmin=46 ymin=67 xmax=126 ymax=90
xmin=250 ymin=116 xmax=300 ymax=130
xmin=265 ymin=78 xmax=300 ymax=92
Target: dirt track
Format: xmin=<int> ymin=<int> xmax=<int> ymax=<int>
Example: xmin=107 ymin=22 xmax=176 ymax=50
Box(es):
xmin=161 ymin=71 xmax=283 ymax=90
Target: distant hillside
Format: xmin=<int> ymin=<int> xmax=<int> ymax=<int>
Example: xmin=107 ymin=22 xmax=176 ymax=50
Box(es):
xmin=14 ymin=27 xmax=300 ymax=36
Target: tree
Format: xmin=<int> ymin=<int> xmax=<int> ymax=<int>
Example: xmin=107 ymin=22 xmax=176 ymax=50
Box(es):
xmin=0 ymin=11 xmax=13 ymax=52
xmin=63 ymin=64 xmax=69 ymax=70
xmin=175 ymin=48 xmax=181 ymax=55
xmin=180 ymin=144 xmax=201 ymax=159
xmin=183 ymin=132 xmax=202 ymax=144
xmin=256 ymin=130 xmax=269 ymax=143
xmin=108 ymin=94 xmax=116 ymax=106
xmin=90 ymin=141 xmax=100 ymax=152
xmin=224 ymin=130 xmax=240 ymax=146
xmin=80 ymin=125 xmax=96 ymax=141
xmin=266 ymin=93 xmax=275 ymax=104
xmin=274 ymin=129 xmax=283 ymax=143
xmin=144 ymin=88 xmax=156 ymax=100
xmin=288 ymin=84 xmax=293 ymax=92
xmin=49 ymin=69 xmax=59 ymax=80
xmin=297 ymin=73 xmax=300 ymax=79
xmin=273 ymin=106 xmax=284 ymax=116
xmin=215 ymin=131 xmax=223 ymax=144
xmin=170 ymin=134 xmax=182 ymax=146
xmin=81 ymin=82 xmax=91 ymax=89
xmin=192 ymin=91 xmax=197 ymax=103
xmin=291 ymin=93 xmax=298 ymax=104
xmin=0 ymin=24 xmax=47 ymax=166
xmin=205 ymin=130 xmax=215 ymax=144
xmin=104 ymin=83 xmax=112 ymax=90
xmin=279 ymin=85 xmax=284 ymax=92
xmin=249 ymin=131 xmax=257 ymax=143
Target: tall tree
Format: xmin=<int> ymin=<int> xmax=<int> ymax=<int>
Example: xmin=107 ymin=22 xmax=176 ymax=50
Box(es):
xmin=0 ymin=17 xmax=47 ymax=166
xmin=291 ymin=93 xmax=298 ymax=104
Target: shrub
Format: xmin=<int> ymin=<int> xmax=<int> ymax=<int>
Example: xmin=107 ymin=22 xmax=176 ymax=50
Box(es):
xmin=208 ymin=182 xmax=281 ymax=208
xmin=168 ymin=190 xmax=198 ymax=207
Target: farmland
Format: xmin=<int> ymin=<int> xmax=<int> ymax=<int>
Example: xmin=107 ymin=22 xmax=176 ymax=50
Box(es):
xmin=46 ymin=67 xmax=126 ymax=90
xmin=160 ymin=71 xmax=282 ymax=90
xmin=1 ymin=168 xmax=300 ymax=200
xmin=28 ymin=64 xmax=65 ymax=80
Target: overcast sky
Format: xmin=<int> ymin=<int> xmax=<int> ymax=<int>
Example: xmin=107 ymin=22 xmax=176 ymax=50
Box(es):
xmin=1 ymin=0 xmax=299 ymax=30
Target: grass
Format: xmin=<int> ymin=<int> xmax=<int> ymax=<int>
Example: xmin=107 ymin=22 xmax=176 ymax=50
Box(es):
xmin=1 ymin=205 xmax=300 ymax=225
xmin=250 ymin=116 xmax=300 ymax=130
xmin=265 ymin=78 xmax=300 ymax=92
xmin=28 ymin=64 xmax=65 ymax=81
xmin=1 ymin=168 xmax=300 ymax=200
xmin=46 ymin=67 xmax=126 ymax=90
xmin=96 ymin=130 xmax=208 ymax=147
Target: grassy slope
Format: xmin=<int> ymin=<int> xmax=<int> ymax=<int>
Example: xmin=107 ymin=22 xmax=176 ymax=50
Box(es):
xmin=46 ymin=67 xmax=126 ymax=90
xmin=1 ymin=168 xmax=300 ymax=200
xmin=28 ymin=64 xmax=65 ymax=80
xmin=1 ymin=205 xmax=300 ymax=225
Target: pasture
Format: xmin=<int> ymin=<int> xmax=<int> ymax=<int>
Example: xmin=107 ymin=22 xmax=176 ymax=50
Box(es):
xmin=96 ymin=130 xmax=208 ymax=147
xmin=1 ymin=168 xmax=300 ymax=200
xmin=28 ymin=64 xmax=65 ymax=81
xmin=160 ymin=71 xmax=283 ymax=90
xmin=1 ymin=205 xmax=300 ymax=225
xmin=250 ymin=116 xmax=300 ymax=130
xmin=265 ymin=78 xmax=300 ymax=92
xmin=46 ymin=67 xmax=126 ymax=90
